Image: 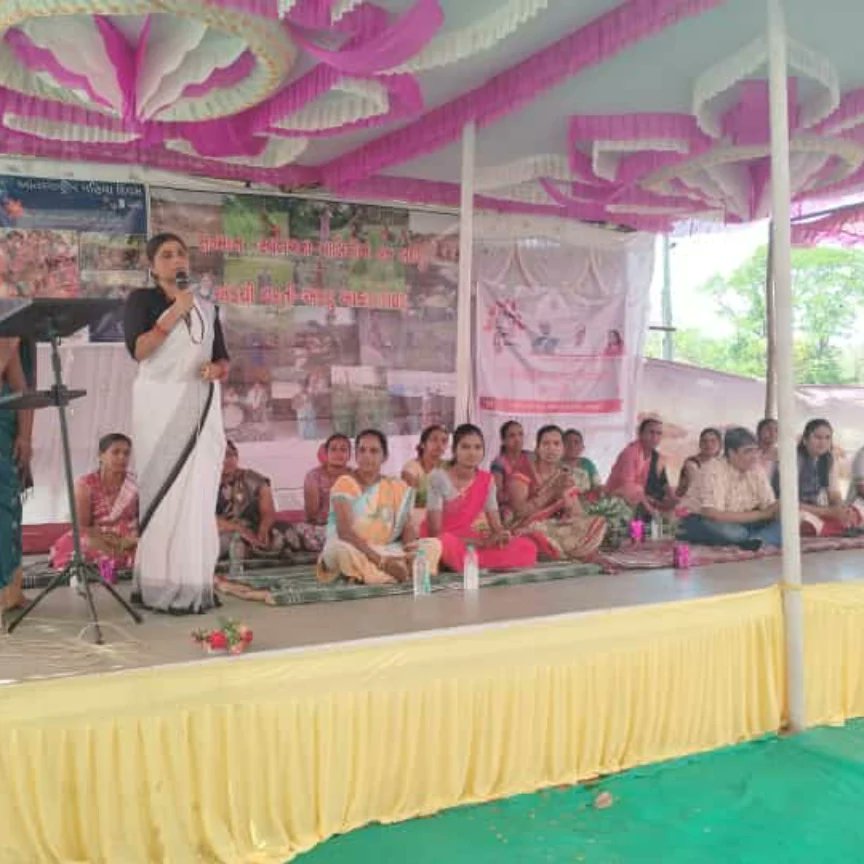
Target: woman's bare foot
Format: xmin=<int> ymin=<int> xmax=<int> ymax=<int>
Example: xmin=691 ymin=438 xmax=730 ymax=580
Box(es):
xmin=382 ymin=556 xmax=410 ymax=583
xmin=0 ymin=569 xmax=26 ymax=611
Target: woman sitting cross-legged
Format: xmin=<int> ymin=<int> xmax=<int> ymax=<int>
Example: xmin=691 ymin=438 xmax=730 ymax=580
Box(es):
xmin=505 ymin=424 xmax=607 ymax=561
xmin=675 ymin=426 xmax=723 ymax=499
xmin=489 ymin=420 xmax=533 ymax=512
xmin=218 ymin=440 xmax=322 ymax=564
xmin=401 ymin=423 xmax=449 ymax=509
xmin=776 ymin=418 xmax=859 ymax=537
xmin=317 ymin=429 xmax=442 ymax=584
xmin=847 ymin=443 xmax=864 ymax=522
xmin=562 ymin=428 xmax=603 ymax=497
xmin=423 ymin=423 xmax=537 ymax=572
xmin=678 ymin=426 xmax=781 ymax=550
xmin=50 ymin=433 xmax=138 ymax=571
xmin=302 ymin=432 xmax=353 ymax=542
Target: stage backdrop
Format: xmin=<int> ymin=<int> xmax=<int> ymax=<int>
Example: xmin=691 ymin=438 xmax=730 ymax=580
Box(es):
xmin=148 ymin=190 xmax=458 ymax=505
xmin=0 ymin=176 xmax=147 ymax=524
xmin=473 ymin=220 xmax=654 ymax=474
xmin=17 ymin=177 xmax=657 ymax=523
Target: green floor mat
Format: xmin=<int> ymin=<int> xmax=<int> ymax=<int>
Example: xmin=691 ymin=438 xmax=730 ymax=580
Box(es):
xmin=296 ymin=721 xmax=864 ymax=863
xmin=224 ymin=559 xmax=602 ymax=605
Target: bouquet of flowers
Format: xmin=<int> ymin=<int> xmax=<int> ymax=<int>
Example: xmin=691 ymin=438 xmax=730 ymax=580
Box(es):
xmin=192 ymin=618 xmax=253 ymax=655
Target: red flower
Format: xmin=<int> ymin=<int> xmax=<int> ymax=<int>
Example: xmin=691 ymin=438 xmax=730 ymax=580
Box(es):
xmin=239 ymin=626 xmax=253 ymax=644
xmin=209 ymin=631 xmax=227 ymax=649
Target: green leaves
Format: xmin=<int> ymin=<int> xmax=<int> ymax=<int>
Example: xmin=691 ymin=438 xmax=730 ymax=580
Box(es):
xmin=650 ymin=244 xmax=864 ymax=384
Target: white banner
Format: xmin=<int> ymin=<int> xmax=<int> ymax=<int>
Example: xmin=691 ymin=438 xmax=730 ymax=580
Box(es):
xmin=473 ymin=229 xmax=654 ymax=473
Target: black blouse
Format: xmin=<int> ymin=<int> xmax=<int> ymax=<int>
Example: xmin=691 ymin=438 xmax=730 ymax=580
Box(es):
xmin=123 ymin=287 xmax=229 ymax=362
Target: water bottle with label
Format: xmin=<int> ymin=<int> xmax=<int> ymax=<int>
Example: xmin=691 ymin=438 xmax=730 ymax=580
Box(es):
xmin=463 ymin=544 xmax=480 ymax=592
xmin=412 ymin=547 xmax=431 ymax=597
xmin=228 ymin=533 xmax=245 ymax=580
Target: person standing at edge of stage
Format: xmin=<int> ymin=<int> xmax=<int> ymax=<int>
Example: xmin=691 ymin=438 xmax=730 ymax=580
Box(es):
xmin=0 ymin=337 xmax=33 ymax=617
xmin=123 ymin=233 xmax=229 ymax=614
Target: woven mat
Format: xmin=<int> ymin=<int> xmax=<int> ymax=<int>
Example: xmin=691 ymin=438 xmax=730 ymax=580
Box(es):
xmin=218 ymin=560 xmax=602 ymax=607
xmin=599 ymin=533 xmax=864 ymax=572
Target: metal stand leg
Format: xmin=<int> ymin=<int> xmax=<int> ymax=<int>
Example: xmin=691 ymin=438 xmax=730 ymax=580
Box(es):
xmin=6 ymin=325 xmax=142 ymax=642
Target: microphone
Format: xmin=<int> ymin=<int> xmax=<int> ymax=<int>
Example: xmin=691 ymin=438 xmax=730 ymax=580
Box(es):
xmin=175 ymin=270 xmax=192 ymax=325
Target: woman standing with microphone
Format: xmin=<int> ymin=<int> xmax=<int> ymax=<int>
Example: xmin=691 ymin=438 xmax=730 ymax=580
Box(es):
xmin=123 ymin=233 xmax=229 ymax=614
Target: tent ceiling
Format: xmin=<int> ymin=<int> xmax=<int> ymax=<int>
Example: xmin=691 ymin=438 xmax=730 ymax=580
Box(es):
xmin=0 ymin=0 xmax=862 ymax=227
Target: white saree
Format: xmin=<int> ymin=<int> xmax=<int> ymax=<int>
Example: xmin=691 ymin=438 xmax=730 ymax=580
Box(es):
xmin=133 ymin=299 xmax=225 ymax=612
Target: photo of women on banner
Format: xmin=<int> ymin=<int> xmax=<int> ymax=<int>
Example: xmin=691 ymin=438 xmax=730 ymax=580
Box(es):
xmin=477 ymin=280 xmax=628 ymax=417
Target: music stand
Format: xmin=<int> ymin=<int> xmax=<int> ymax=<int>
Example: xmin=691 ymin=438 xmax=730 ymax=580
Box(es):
xmin=0 ymin=298 xmax=142 ymax=642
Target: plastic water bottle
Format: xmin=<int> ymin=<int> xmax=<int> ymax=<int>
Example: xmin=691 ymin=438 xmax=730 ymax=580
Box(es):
xmin=650 ymin=518 xmax=662 ymax=542
xmin=228 ymin=533 xmax=245 ymax=580
xmin=463 ymin=544 xmax=479 ymax=592
xmin=412 ymin=547 xmax=431 ymax=597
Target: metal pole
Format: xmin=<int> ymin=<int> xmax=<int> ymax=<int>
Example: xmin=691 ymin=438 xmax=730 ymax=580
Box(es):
xmin=661 ymin=235 xmax=674 ymax=361
xmin=764 ymin=223 xmax=777 ymax=419
xmin=455 ymin=120 xmax=476 ymax=426
xmin=768 ymin=0 xmax=805 ymax=731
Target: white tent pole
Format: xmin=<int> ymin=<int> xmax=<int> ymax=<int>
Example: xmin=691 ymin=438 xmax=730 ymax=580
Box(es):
xmin=768 ymin=0 xmax=805 ymax=731
xmin=455 ymin=120 xmax=476 ymax=426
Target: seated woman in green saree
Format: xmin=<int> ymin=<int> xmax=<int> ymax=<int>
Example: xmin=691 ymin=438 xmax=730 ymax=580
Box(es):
xmin=0 ymin=337 xmax=34 ymax=615
xmin=317 ymin=429 xmax=442 ymax=585
xmin=506 ymin=425 xmax=607 ymax=562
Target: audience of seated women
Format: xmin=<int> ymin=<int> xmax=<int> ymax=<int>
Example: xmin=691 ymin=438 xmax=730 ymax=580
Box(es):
xmin=678 ymin=427 xmax=781 ymax=549
xmin=606 ymin=418 xmax=677 ymax=518
xmin=423 ymin=424 xmax=537 ymax=572
xmin=489 ymin=420 xmax=533 ymax=511
xmin=317 ymin=429 xmax=441 ymax=584
xmin=676 ymin=427 xmax=722 ymax=499
xmin=562 ymin=428 xmax=603 ymax=496
xmin=505 ymin=425 xmax=607 ymax=561
xmin=51 ymin=433 xmax=138 ymax=570
xmin=776 ymin=419 xmax=859 ymax=537
xmin=401 ymin=424 xmax=449 ymax=508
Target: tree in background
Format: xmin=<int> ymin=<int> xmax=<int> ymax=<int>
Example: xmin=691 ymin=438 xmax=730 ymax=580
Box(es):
xmin=647 ymin=245 xmax=864 ymax=384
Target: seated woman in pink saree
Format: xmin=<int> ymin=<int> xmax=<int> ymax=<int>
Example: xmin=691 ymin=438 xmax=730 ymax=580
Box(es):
xmin=50 ymin=433 xmax=138 ymax=570
xmin=423 ymin=424 xmax=537 ymax=572
xmin=506 ymin=425 xmax=607 ymax=562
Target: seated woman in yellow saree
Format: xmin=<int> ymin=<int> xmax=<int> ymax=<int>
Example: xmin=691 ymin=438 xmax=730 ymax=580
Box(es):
xmin=317 ymin=429 xmax=442 ymax=585
xmin=506 ymin=425 xmax=607 ymax=561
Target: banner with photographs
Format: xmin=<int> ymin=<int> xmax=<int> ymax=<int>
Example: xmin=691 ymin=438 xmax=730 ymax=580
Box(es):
xmin=0 ymin=174 xmax=148 ymax=340
xmin=472 ymin=234 xmax=654 ymax=475
xmin=150 ymin=188 xmax=458 ymax=497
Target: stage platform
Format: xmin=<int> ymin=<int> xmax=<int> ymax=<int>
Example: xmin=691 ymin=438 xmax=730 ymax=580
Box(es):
xmin=1 ymin=552 xmax=864 ymax=863
xmin=2 ymin=550 xmax=862 ymax=684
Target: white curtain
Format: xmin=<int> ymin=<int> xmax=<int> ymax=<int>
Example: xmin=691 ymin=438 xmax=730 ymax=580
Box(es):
xmin=25 ymin=341 xmax=136 ymax=524
xmin=473 ymin=213 xmax=655 ymax=476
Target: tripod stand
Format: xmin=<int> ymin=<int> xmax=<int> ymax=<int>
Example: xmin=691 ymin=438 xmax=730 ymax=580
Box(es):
xmin=0 ymin=299 xmax=142 ymax=643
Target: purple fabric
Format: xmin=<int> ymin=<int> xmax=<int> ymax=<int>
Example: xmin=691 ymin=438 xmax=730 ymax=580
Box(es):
xmin=4 ymin=29 xmax=115 ymax=112
xmin=287 ymin=0 xmax=443 ymax=75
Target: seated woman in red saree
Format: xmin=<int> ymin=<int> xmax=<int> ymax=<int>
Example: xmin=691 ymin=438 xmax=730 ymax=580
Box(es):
xmin=423 ymin=423 xmax=537 ymax=572
xmin=50 ymin=433 xmax=138 ymax=570
xmin=506 ymin=425 xmax=607 ymax=561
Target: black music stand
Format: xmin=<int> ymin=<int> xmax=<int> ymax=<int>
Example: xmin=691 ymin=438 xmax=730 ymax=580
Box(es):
xmin=0 ymin=298 xmax=142 ymax=642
